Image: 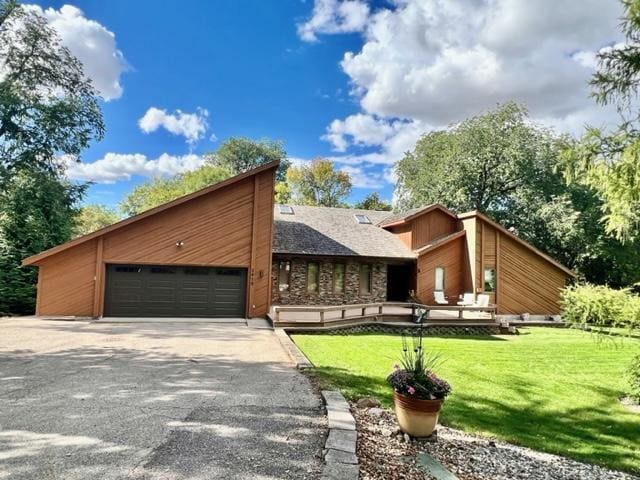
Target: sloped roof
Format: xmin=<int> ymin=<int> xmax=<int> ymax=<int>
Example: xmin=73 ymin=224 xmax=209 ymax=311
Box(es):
xmin=458 ymin=210 xmax=576 ymax=277
xmin=414 ymin=230 xmax=466 ymax=256
xmin=23 ymin=161 xmax=280 ymax=266
xmin=378 ymin=204 xmax=457 ymax=227
xmin=273 ymin=205 xmax=415 ymax=259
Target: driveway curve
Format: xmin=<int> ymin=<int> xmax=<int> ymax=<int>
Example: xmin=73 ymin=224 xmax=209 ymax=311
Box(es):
xmin=0 ymin=318 xmax=326 ymax=480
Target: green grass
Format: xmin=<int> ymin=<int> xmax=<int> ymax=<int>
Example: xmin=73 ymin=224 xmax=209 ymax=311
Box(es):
xmin=292 ymin=328 xmax=640 ymax=473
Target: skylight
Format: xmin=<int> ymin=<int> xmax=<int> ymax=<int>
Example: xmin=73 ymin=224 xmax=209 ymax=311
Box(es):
xmin=354 ymin=214 xmax=371 ymax=224
xmin=279 ymin=205 xmax=294 ymax=215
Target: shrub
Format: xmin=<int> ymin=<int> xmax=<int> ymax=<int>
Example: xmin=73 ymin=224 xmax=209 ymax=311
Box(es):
xmin=560 ymin=283 xmax=640 ymax=330
xmin=627 ymin=355 xmax=640 ymax=403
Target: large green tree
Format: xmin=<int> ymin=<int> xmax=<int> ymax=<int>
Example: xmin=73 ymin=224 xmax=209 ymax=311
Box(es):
xmin=74 ymin=204 xmax=120 ymax=237
xmin=0 ymin=0 xmax=104 ymax=314
xmin=206 ymin=137 xmax=289 ymax=181
xmin=0 ymin=0 xmax=104 ymax=181
xmin=286 ymin=158 xmax=352 ymax=207
xmin=0 ymin=170 xmax=85 ymax=314
xmin=560 ymin=0 xmax=640 ymax=242
xmin=120 ymin=165 xmax=232 ymax=216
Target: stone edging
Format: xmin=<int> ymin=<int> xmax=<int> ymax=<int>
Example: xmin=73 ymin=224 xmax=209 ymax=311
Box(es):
xmin=273 ymin=328 xmax=314 ymax=369
xmin=321 ymin=390 xmax=359 ymax=480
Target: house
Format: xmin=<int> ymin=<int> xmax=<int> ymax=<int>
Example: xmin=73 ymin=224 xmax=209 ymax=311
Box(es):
xmin=23 ymin=161 xmax=574 ymax=319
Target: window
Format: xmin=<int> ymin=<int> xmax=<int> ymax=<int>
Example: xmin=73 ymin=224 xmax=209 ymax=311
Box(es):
xmin=360 ymin=264 xmax=372 ymax=294
xmin=333 ymin=263 xmax=345 ymax=293
xmin=151 ymin=267 xmax=176 ymax=274
xmin=278 ymin=205 xmax=294 ymax=215
xmin=354 ymin=214 xmax=372 ymax=224
xmin=278 ymin=261 xmax=291 ymax=292
xmin=434 ymin=266 xmax=445 ymax=292
xmin=484 ymin=267 xmax=496 ymax=292
xmin=307 ymin=262 xmax=319 ymax=293
xmin=115 ymin=266 xmax=141 ymax=273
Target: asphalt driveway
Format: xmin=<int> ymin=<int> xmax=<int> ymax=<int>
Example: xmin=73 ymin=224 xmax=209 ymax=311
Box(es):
xmin=0 ymin=318 xmax=326 ymax=480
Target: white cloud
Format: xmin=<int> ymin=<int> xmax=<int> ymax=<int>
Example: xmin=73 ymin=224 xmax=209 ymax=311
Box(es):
xmin=339 ymin=165 xmax=384 ymax=188
xmin=297 ymin=0 xmax=369 ymax=42
xmin=26 ymin=4 xmax=127 ymax=100
xmin=138 ymin=107 xmax=210 ymax=145
xmin=304 ymin=0 xmax=624 ymax=176
xmin=65 ymin=153 xmax=206 ymax=183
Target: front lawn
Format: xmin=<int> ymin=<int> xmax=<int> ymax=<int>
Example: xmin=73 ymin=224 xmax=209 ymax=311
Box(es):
xmin=292 ymin=328 xmax=640 ymax=473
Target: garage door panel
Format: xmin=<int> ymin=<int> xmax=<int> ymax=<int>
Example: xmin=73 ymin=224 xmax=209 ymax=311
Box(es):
xmin=104 ymin=265 xmax=246 ymax=317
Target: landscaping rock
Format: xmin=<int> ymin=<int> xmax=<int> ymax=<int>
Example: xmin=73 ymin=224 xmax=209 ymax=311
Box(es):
xmin=367 ymin=407 xmax=385 ymax=417
xmin=356 ymin=396 xmax=381 ymax=408
xmin=351 ymin=402 xmax=639 ymax=480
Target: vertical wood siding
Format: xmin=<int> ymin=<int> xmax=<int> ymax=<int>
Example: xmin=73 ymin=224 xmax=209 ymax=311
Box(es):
xmin=416 ymin=236 xmax=466 ymax=304
xmin=412 ymin=210 xmax=458 ymax=249
xmin=34 ymin=168 xmax=275 ymax=317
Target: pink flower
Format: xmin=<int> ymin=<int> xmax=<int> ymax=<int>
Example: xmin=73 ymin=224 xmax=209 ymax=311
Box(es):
xmin=407 ymin=386 xmax=416 ymax=395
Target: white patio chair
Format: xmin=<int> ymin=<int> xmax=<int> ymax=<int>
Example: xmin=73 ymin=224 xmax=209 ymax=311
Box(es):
xmin=433 ymin=291 xmax=449 ymax=305
xmin=457 ymin=293 xmax=475 ymax=306
xmin=474 ymin=293 xmax=490 ymax=308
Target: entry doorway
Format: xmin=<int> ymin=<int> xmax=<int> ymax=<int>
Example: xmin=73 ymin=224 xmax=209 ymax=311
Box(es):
xmin=386 ymin=263 xmax=415 ymax=302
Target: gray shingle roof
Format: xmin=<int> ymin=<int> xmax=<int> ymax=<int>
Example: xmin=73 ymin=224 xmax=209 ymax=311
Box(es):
xmin=273 ymin=205 xmax=415 ymax=259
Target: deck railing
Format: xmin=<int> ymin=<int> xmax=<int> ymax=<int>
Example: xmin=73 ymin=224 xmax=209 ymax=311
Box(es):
xmin=271 ymin=301 xmax=496 ymax=327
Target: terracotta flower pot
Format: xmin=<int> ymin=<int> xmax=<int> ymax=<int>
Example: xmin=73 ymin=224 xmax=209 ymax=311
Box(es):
xmin=393 ymin=391 xmax=443 ymax=437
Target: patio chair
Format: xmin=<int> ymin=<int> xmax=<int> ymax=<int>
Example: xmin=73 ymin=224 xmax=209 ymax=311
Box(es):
xmin=474 ymin=293 xmax=490 ymax=308
xmin=433 ymin=291 xmax=449 ymax=305
xmin=457 ymin=293 xmax=475 ymax=306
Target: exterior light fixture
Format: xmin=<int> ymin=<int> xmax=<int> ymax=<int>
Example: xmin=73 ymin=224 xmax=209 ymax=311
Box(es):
xmin=175 ymin=240 xmax=184 ymax=247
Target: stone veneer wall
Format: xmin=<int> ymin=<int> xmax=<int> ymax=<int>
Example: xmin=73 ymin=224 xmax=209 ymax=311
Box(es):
xmin=271 ymin=257 xmax=387 ymax=305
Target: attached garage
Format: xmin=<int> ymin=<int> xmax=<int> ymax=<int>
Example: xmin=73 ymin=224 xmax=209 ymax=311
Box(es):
xmin=23 ymin=161 xmax=278 ymax=319
xmin=104 ymin=265 xmax=247 ymax=318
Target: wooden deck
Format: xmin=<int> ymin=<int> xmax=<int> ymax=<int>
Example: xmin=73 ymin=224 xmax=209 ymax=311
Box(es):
xmin=269 ymin=302 xmax=497 ymax=329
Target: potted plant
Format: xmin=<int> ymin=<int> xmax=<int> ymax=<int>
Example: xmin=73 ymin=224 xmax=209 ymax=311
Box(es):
xmin=387 ymin=322 xmax=451 ymax=437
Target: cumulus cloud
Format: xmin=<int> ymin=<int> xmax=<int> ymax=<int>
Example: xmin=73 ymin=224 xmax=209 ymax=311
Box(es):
xmin=297 ymin=0 xmax=369 ymax=42
xmin=65 ymin=153 xmax=206 ymax=183
xmin=302 ymin=0 xmax=624 ymax=181
xmin=138 ymin=107 xmax=210 ymax=145
xmin=26 ymin=4 xmax=127 ymax=100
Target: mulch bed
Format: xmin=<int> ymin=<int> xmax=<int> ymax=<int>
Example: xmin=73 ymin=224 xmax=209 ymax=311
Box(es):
xmin=353 ymin=403 xmax=639 ymax=480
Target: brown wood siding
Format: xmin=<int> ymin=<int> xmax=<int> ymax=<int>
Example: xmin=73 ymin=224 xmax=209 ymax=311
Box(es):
xmin=36 ymin=239 xmax=98 ymax=316
xmin=412 ymin=210 xmax=458 ymax=250
xmin=498 ymin=234 xmax=568 ymax=314
xmin=33 ymin=168 xmax=276 ymax=318
xmin=388 ymin=224 xmax=412 ymax=249
xmin=416 ymin=236 xmax=466 ymax=304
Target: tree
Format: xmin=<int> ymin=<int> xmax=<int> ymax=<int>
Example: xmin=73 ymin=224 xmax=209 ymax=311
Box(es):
xmin=560 ymin=0 xmax=640 ymax=242
xmin=120 ymin=164 xmax=232 ymax=216
xmin=354 ymin=192 xmax=392 ymax=211
xmin=395 ymin=102 xmax=561 ymax=213
xmin=0 ymin=170 xmax=85 ymax=314
xmin=74 ymin=205 xmax=120 ymax=237
xmin=0 ymin=0 xmax=104 ymax=182
xmin=207 ymin=137 xmax=289 ymax=182
xmin=286 ymin=158 xmax=352 ymax=207
xmin=0 ymin=1 xmax=103 ymax=314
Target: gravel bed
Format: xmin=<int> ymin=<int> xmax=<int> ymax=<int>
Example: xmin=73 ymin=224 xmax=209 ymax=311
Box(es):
xmin=353 ymin=403 xmax=639 ymax=480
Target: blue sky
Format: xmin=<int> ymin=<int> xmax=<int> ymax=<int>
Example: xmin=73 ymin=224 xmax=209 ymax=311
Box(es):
xmin=31 ymin=0 xmax=623 ymax=210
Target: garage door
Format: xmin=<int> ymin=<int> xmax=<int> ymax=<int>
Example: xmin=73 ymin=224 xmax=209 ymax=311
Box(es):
xmin=104 ymin=265 xmax=246 ymax=318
